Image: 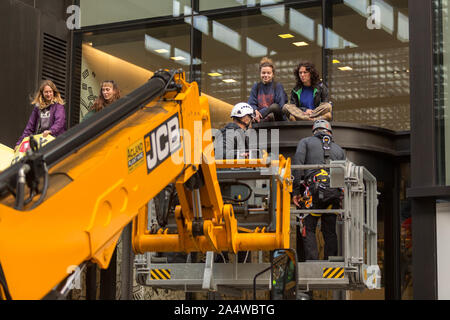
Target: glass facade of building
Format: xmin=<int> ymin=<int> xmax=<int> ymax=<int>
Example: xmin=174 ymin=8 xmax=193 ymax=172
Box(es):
xmin=329 ymin=0 xmax=409 ymax=130
xmin=78 ymin=0 xmax=409 ymax=130
xmin=80 ymin=0 xmax=192 ymax=27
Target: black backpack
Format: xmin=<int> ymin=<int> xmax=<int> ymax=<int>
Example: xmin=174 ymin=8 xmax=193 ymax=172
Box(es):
xmin=309 ymin=135 xmax=343 ymax=209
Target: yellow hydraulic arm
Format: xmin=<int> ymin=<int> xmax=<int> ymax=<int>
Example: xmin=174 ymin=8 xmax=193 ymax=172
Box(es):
xmin=0 ymin=70 xmax=292 ymax=300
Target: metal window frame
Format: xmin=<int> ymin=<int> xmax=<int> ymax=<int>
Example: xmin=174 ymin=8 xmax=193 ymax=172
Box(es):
xmin=407 ymin=0 xmax=438 ymax=300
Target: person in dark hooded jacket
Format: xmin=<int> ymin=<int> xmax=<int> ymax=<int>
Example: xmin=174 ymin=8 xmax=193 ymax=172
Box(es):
xmin=213 ymin=102 xmax=255 ymax=263
xmin=292 ymin=120 xmax=345 ymax=261
xmin=214 ymin=102 xmax=254 ymax=160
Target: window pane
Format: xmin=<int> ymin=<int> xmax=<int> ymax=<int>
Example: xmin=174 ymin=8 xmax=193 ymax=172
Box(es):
xmin=329 ymin=0 xmax=410 ymax=131
xmin=79 ymin=23 xmax=190 ymax=120
xmin=199 ymin=5 xmax=322 ymax=128
xmin=80 ymin=0 xmax=191 ymax=27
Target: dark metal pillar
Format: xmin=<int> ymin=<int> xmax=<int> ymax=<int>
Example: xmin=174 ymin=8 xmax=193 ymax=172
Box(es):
xmin=384 ymin=163 xmax=402 ymax=299
xmin=411 ymin=198 xmax=437 ymax=299
xmin=85 ymin=264 xmax=98 ymax=300
xmin=322 ymin=0 xmax=332 ymax=84
xmin=99 ymin=248 xmax=117 ymax=300
xmin=407 ymin=0 xmax=438 ymax=300
xmin=190 ymin=0 xmax=202 ymax=90
xmin=120 ymin=223 xmax=134 ymax=300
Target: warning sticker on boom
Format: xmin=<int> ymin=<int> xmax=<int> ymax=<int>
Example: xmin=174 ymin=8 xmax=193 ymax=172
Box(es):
xmin=144 ymin=114 xmax=181 ymax=174
xmin=127 ymin=139 xmax=145 ymax=173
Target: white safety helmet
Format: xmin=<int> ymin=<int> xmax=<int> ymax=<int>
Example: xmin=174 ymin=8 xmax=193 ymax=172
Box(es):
xmin=230 ymin=102 xmax=254 ymax=119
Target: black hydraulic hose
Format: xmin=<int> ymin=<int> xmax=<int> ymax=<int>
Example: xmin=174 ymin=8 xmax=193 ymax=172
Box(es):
xmin=14 ymin=178 xmax=25 ymax=210
xmin=221 ymin=181 xmax=253 ymax=203
xmin=23 ymin=189 xmax=36 ymax=206
xmin=13 ymin=164 xmax=30 ymax=210
xmin=30 ymin=163 xmax=49 ymax=210
xmin=253 ymin=265 xmax=272 ymax=300
xmin=0 ymin=262 xmax=12 ymax=300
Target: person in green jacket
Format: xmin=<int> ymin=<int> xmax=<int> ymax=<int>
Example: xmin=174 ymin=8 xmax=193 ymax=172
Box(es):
xmin=282 ymin=61 xmax=332 ymax=121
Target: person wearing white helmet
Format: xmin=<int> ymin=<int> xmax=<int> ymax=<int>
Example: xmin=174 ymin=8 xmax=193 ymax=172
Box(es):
xmin=229 ymin=102 xmax=254 ymax=128
xmin=214 ymin=102 xmax=254 ymax=159
xmin=292 ymin=119 xmax=345 ymax=262
xmin=214 ymin=102 xmax=256 ymax=264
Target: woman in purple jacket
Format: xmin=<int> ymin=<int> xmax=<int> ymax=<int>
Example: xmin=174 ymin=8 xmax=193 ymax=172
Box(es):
xmin=15 ymin=80 xmax=66 ymax=150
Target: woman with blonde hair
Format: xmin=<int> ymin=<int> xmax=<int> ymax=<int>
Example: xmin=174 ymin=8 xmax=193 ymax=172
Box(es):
xmin=15 ymin=80 xmax=66 ymax=149
xmin=248 ymin=57 xmax=287 ymax=122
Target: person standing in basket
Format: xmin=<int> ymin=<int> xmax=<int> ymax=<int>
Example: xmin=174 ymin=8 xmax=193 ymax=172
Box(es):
xmin=292 ymin=120 xmax=345 ymax=261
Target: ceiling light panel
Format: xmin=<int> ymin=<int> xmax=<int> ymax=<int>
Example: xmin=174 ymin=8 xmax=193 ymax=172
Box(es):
xmin=278 ymin=33 xmax=294 ymax=39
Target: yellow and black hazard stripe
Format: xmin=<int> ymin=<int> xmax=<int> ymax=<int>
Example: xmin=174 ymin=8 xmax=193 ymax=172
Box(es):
xmin=322 ymin=267 xmax=345 ymax=279
xmin=150 ymin=269 xmax=171 ymax=280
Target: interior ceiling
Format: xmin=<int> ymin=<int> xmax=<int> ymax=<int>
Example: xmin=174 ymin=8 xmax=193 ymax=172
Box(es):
xmin=84 ymin=4 xmax=409 ymax=90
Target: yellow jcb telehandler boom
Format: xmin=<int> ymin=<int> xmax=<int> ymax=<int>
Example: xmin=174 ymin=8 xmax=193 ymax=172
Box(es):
xmin=0 ymin=70 xmax=292 ymax=300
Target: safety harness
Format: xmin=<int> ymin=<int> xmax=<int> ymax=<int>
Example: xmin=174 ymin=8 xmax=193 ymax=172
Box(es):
xmin=297 ymin=134 xmax=337 ymax=237
xmin=313 ymin=135 xmax=332 ymax=202
xmin=322 ymin=135 xmax=331 ymax=163
xmin=298 ymin=134 xmax=331 ymax=208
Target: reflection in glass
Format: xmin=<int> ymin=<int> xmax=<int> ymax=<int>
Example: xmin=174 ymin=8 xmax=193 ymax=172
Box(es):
xmin=193 ymin=15 xmax=210 ymax=35
xmin=329 ymin=1 xmax=410 ymax=131
xmin=80 ymin=0 xmax=191 ymax=27
xmin=397 ymin=12 xmax=409 ymax=42
xmin=199 ymin=0 xmax=283 ymax=11
xmin=317 ymin=25 xmax=358 ymax=49
xmin=145 ymin=35 xmax=171 ymax=59
xmin=213 ymin=21 xmax=242 ymax=52
xmin=247 ymin=38 xmax=268 ymax=57
xmin=289 ymin=9 xmax=315 ymax=42
xmin=200 ymin=6 xmax=323 ymax=128
xmin=173 ymin=48 xmax=190 ymax=65
xmin=261 ymin=5 xmax=285 ymax=26
xmin=184 ymin=6 xmax=210 ymax=35
xmin=373 ymin=0 xmax=394 ymax=35
xmin=343 ymin=0 xmax=370 ymax=17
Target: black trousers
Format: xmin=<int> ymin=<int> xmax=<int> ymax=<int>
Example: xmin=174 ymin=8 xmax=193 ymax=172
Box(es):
xmin=303 ymin=213 xmax=338 ymax=261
